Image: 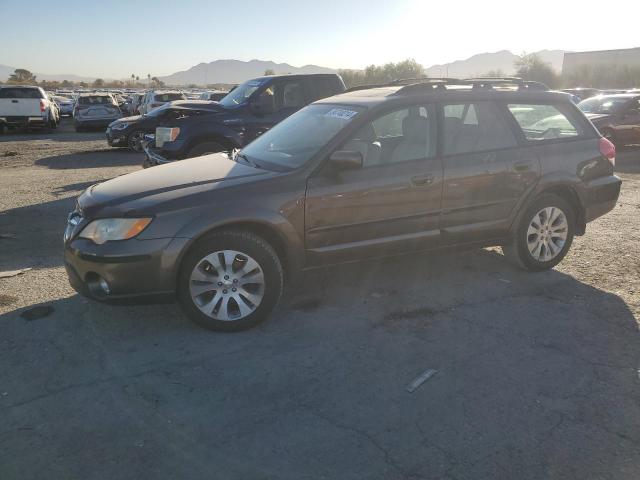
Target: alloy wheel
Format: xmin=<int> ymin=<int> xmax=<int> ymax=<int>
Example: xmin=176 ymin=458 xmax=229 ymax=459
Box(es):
xmin=526 ymin=207 xmax=568 ymax=262
xmin=189 ymin=250 xmax=265 ymax=321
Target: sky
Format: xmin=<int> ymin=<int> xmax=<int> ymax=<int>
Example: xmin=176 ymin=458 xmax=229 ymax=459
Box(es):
xmin=1 ymin=0 xmax=639 ymax=78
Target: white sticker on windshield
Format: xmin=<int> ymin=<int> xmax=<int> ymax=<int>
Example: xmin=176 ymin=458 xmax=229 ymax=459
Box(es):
xmin=324 ymin=108 xmax=358 ymax=120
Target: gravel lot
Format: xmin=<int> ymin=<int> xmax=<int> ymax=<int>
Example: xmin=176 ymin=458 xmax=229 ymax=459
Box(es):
xmin=1 ymin=119 xmax=639 ymax=479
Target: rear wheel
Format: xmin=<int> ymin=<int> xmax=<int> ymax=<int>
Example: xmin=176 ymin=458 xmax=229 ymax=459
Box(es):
xmin=177 ymin=230 xmax=284 ymax=332
xmin=503 ymin=193 xmax=575 ymax=271
xmin=187 ymin=141 xmax=224 ymax=158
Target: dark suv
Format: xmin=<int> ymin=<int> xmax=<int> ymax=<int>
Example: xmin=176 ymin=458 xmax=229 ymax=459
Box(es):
xmin=63 ymin=78 xmax=621 ymax=332
xmin=143 ymin=73 xmax=346 ymax=165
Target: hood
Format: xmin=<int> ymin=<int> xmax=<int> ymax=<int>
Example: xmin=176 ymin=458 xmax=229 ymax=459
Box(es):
xmin=78 ymin=153 xmax=273 ymax=218
xmin=585 ymin=113 xmax=613 ymax=123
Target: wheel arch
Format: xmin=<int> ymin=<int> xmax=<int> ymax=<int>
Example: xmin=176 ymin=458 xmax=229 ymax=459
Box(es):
xmin=536 ymin=184 xmax=586 ymax=235
xmin=174 ymin=217 xmax=304 ymax=287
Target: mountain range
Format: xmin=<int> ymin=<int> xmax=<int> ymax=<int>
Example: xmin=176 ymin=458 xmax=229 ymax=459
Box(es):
xmin=0 ymin=50 xmax=568 ymax=86
xmin=157 ymin=59 xmax=336 ymax=85
xmin=424 ymin=50 xmax=567 ymax=78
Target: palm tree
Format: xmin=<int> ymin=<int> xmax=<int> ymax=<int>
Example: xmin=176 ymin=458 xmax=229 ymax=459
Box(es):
xmin=131 ymin=74 xmax=135 ymax=86
xmin=147 ymin=73 xmax=151 ymax=87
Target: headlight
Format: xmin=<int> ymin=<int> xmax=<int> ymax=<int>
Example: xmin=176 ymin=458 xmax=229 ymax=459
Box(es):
xmin=79 ymin=218 xmax=152 ymax=244
xmin=111 ymin=122 xmax=129 ymax=130
xmin=156 ymin=127 xmax=180 ymax=147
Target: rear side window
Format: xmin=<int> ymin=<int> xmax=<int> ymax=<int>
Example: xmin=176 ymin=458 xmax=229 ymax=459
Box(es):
xmin=508 ymin=104 xmax=581 ymax=141
xmin=0 ymin=88 xmax=43 ymax=99
xmin=443 ymin=101 xmax=517 ymax=155
xmin=309 ymin=77 xmax=341 ymax=101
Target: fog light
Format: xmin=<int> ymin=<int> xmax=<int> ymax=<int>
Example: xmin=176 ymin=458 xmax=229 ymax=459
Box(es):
xmin=99 ymin=278 xmax=111 ymax=295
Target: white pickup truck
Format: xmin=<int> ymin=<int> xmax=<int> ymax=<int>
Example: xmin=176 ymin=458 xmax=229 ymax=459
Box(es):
xmin=0 ymin=85 xmax=59 ymax=132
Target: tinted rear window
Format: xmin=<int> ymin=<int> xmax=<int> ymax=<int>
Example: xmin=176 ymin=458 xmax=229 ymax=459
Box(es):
xmin=443 ymin=101 xmax=517 ymax=155
xmin=0 ymin=88 xmax=43 ymax=99
xmin=508 ymin=104 xmax=582 ymax=141
xmin=78 ymin=96 xmax=114 ymax=105
xmin=154 ymin=93 xmax=185 ymax=102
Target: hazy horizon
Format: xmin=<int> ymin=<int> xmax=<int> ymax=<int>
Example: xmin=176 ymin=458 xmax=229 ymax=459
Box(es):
xmin=1 ymin=0 xmax=639 ymax=78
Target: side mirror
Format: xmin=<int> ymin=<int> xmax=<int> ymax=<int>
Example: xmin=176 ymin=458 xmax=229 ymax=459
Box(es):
xmin=328 ymin=150 xmax=363 ymax=170
xmin=250 ymin=93 xmax=275 ymax=115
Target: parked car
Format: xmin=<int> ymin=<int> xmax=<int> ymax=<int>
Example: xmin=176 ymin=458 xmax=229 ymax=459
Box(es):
xmin=143 ymin=73 xmax=346 ymax=166
xmin=52 ymin=95 xmax=75 ymax=116
xmin=561 ymin=88 xmax=602 ymax=101
xmin=106 ymin=100 xmax=221 ymax=152
xmin=63 ymin=78 xmax=621 ymax=331
xmin=138 ymin=90 xmax=186 ymax=115
xmin=198 ymin=90 xmax=228 ymax=101
xmin=0 ymin=85 xmax=58 ymax=132
xmin=73 ymin=93 xmax=122 ymax=132
xmin=578 ymin=94 xmax=640 ymax=145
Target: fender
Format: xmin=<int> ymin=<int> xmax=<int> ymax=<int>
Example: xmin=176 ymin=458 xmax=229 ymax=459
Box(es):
xmin=508 ymin=171 xmax=587 ymax=237
xmin=172 ymin=204 xmax=306 ymax=280
xmin=186 ymin=120 xmax=244 ymax=153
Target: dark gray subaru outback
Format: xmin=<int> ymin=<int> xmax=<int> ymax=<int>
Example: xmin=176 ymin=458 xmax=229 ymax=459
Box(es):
xmin=63 ymin=78 xmax=621 ymax=331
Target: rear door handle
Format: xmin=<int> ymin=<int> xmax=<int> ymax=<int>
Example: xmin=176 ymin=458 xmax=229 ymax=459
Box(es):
xmin=513 ymin=162 xmax=532 ymax=172
xmin=411 ymin=174 xmax=434 ymax=186
xmin=11 ymin=99 xmax=18 ymax=103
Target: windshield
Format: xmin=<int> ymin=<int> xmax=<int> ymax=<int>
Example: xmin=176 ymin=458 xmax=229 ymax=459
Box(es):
xmin=578 ymin=96 xmax=629 ymax=114
xmin=218 ymin=79 xmax=264 ymax=107
xmin=239 ymin=104 xmax=365 ymax=170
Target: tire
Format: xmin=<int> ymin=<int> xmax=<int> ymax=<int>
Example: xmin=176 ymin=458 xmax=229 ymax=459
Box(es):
xmin=127 ymin=129 xmax=145 ymax=152
xmin=187 ymin=141 xmax=224 ymax=158
xmin=177 ymin=230 xmax=284 ymax=332
xmin=502 ymin=193 xmax=575 ymax=271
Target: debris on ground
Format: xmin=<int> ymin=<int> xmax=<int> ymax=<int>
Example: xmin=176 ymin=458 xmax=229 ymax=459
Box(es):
xmin=406 ymin=369 xmax=438 ymax=393
xmin=0 ymin=268 xmax=32 ymax=279
xmin=20 ymin=305 xmax=55 ymax=321
xmin=3 ymin=151 xmax=19 ymax=157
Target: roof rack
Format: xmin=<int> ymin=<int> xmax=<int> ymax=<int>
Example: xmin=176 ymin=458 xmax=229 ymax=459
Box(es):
xmin=344 ymin=77 xmax=549 ymax=95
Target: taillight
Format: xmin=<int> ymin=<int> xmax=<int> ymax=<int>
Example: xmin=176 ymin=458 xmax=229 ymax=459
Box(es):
xmin=40 ymin=100 xmax=46 ymax=112
xmin=599 ymin=137 xmax=615 ymax=166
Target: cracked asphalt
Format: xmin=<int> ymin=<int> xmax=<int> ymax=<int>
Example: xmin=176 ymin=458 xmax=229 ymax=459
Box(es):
xmin=1 ymin=119 xmax=639 ymax=479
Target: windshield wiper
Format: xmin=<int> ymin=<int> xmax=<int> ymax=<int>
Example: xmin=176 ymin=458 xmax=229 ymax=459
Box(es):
xmin=234 ymin=152 xmax=261 ymax=169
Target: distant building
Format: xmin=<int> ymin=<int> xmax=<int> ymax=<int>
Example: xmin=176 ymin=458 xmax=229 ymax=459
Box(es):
xmin=563 ymin=47 xmax=640 ymax=76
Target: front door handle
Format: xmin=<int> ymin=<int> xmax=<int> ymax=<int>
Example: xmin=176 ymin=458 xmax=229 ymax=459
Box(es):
xmin=513 ymin=162 xmax=532 ymax=172
xmin=411 ymin=174 xmax=434 ymax=186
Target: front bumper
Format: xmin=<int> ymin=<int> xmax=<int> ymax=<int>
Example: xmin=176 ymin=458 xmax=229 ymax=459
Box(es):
xmin=64 ymin=236 xmax=190 ymax=300
xmin=106 ymin=127 xmax=128 ymax=146
xmin=583 ymin=175 xmax=622 ymax=222
xmin=143 ymin=139 xmax=173 ymax=166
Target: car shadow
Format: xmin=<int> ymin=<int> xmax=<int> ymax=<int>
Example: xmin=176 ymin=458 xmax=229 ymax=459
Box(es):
xmin=1 ymin=247 xmax=638 ymax=478
xmin=34 ymin=149 xmax=141 ymax=169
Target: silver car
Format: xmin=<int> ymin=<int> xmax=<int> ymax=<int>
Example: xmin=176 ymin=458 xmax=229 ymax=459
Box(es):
xmin=74 ymin=93 xmax=121 ymax=132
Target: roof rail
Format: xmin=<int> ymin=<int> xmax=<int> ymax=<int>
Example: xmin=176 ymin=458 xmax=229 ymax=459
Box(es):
xmin=344 ymin=77 xmax=549 ymax=95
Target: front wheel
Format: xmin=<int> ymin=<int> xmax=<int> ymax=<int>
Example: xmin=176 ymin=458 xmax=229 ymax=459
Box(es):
xmin=503 ymin=193 xmax=575 ymax=271
xmin=127 ymin=130 xmax=145 ymax=152
xmin=177 ymin=230 xmax=284 ymax=332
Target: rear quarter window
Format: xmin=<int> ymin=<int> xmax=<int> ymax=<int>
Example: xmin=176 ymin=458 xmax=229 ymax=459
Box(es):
xmin=155 ymin=93 xmax=185 ymax=102
xmin=507 ymin=103 xmax=583 ymax=141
